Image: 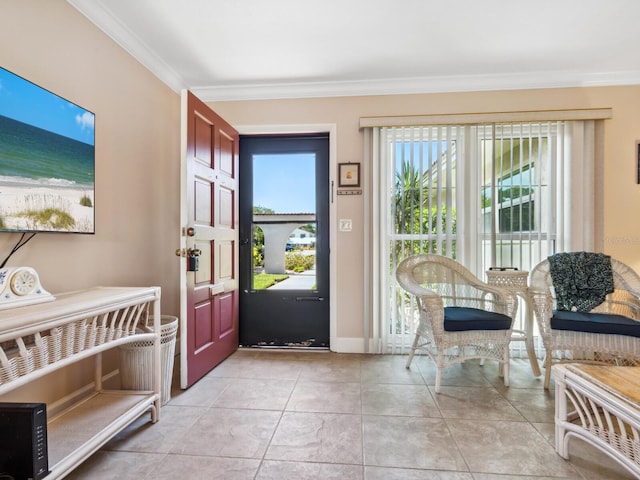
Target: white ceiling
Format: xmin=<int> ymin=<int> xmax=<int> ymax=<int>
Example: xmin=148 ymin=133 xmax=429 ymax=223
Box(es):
xmin=68 ymin=0 xmax=640 ymax=101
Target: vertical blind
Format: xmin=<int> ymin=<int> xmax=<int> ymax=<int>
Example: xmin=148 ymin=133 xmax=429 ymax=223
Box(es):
xmin=363 ymin=118 xmax=602 ymax=354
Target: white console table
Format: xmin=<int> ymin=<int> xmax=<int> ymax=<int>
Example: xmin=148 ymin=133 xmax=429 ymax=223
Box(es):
xmin=0 ymin=286 xmax=161 ymax=479
xmin=554 ymin=364 xmax=640 ymax=478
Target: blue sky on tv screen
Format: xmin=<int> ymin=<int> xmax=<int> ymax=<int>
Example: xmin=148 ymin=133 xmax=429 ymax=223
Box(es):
xmin=0 ymin=67 xmax=94 ymax=146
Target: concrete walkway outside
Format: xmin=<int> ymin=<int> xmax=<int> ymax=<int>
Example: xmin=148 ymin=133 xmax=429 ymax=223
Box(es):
xmin=268 ymin=269 xmax=316 ymax=290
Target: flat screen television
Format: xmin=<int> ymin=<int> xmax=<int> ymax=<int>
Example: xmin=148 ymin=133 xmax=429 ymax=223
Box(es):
xmin=0 ymin=66 xmax=95 ymax=234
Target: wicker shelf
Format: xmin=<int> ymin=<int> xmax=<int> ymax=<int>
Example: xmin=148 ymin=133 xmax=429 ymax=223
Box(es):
xmin=0 ymin=286 xmax=162 ymax=480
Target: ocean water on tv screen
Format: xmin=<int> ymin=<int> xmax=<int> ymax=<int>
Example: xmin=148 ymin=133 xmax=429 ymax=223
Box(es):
xmin=0 ymin=114 xmax=94 ymax=188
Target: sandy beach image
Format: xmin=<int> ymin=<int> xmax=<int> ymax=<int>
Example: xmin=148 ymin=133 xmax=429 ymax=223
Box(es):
xmin=0 ymin=67 xmax=96 ymax=233
xmin=0 ymin=183 xmax=94 ymax=232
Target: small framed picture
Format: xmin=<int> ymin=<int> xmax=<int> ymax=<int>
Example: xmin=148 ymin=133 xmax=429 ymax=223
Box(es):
xmin=338 ymin=163 xmax=360 ymax=187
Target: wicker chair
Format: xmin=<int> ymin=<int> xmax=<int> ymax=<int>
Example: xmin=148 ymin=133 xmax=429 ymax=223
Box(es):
xmin=529 ymin=254 xmax=640 ymax=389
xmin=396 ymin=254 xmax=517 ymax=393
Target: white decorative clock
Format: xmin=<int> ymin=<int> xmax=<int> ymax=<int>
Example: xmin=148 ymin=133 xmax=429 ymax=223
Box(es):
xmin=0 ymin=267 xmax=55 ymax=310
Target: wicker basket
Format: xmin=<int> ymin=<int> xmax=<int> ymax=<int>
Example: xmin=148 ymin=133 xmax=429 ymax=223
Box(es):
xmin=118 ymin=315 xmax=178 ymax=405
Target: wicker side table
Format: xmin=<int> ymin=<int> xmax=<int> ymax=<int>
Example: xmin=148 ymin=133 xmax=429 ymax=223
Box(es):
xmin=486 ymin=269 xmax=541 ymax=377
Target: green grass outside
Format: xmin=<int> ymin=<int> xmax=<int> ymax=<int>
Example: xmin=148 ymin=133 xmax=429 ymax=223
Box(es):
xmin=253 ymin=273 xmax=289 ymax=290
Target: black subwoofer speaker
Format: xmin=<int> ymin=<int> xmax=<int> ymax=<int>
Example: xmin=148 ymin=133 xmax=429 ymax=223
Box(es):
xmin=0 ymin=403 xmax=49 ymax=480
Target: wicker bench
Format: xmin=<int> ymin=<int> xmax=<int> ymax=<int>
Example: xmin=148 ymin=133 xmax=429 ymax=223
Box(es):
xmin=554 ymin=364 xmax=640 ymax=478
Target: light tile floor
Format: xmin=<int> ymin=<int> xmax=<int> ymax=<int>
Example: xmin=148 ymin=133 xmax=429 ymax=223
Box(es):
xmin=67 ymin=350 xmax=637 ymax=479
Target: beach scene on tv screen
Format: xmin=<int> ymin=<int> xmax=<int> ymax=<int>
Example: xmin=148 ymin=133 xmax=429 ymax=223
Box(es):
xmin=0 ymin=67 xmax=95 ymax=233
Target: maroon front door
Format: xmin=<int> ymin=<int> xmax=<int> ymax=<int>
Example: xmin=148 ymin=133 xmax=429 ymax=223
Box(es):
xmin=183 ymin=91 xmax=239 ymax=387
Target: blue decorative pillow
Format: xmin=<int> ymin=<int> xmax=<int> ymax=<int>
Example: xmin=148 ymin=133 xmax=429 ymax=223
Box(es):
xmin=444 ymin=306 xmax=512 ymax=332
xmin=551 ymin=310 xmax=640 ymax=338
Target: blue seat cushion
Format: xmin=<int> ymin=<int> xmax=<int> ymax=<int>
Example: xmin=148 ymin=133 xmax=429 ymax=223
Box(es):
xmin=444 ymin=306 xmax=512 ymax=332
xmin=551 ymin=310 xmax=640 ymax=338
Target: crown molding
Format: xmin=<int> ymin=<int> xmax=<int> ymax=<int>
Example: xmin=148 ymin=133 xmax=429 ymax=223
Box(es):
xmin=67 ymin=0 xmax=185 ymax=92
xmin=192 ymin=71 xmax=640 ymax=102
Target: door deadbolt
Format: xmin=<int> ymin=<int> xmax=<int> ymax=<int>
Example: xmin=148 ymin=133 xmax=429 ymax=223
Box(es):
xmin=185 ymin=227 xmax=195 ymax=237
xmin=187 ymin=248 xmax=201 ymax=272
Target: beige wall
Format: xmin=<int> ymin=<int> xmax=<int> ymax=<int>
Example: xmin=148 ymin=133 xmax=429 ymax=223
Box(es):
xmin=211 ymin=86 xmax=640 ymax=345
xmin=3 ymin=0 xmax=640 ymax=378
xmin=0 ymin=1 xmax=182 ymax=319
xmin=0 ymin=1 xmax=181 ymax=401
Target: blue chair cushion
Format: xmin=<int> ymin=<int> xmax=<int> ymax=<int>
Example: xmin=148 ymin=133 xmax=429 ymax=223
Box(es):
xmin=551 ymin=310 xmax=640 ymax=338
xmin=444 ymin=306 xmax=512 ymax=332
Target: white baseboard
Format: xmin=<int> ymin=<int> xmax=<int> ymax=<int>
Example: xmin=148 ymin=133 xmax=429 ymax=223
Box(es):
xmin=330 ymin=337 xmax=367 ymax=353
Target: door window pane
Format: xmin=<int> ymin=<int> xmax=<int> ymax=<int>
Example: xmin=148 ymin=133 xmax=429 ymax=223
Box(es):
xmin=251 ymin=153 xmax=317 ymax=290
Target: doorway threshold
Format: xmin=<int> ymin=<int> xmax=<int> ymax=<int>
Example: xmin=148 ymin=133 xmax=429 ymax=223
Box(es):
xmin=239 ymin=345 xmax=330 ymax=352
